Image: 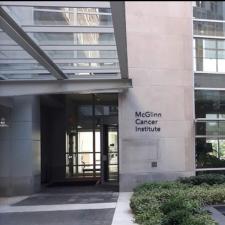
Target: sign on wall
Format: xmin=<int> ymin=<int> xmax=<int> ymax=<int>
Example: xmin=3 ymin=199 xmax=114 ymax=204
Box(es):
xmin=135 ymin=111 xmax=162 ymax=132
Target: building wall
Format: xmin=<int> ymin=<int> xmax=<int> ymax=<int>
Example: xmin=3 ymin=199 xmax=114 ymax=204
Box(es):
xmin=0 ymin=96 xmax=41 ymax=196
xmin=118 ymin=1 xmax=195 ymax=191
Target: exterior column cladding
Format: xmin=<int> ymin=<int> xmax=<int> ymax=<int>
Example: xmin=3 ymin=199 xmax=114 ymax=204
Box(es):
xmin=0 ymin=96 xmax=41 ymax=196
xmin=118 ymin=2 xmax=195 ymax=191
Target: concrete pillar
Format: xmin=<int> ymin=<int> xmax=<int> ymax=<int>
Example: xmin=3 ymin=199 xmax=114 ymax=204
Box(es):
xmin=0 ymin=96 xmax=41 ymax=196
xmin=119 ymin=2 xmax=195 ymax=191
xmin=0 ymin=99 xmax=12 ymax=196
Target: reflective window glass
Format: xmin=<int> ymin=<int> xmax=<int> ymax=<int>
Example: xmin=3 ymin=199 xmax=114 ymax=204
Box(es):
xmin=193 ymin=1 xmax=225 ymax=20
xmin=28 ymin=33 xmax=115 ymax=45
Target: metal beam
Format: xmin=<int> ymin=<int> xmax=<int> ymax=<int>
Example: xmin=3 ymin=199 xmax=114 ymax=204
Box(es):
xmin=0 ymin=45 xmax=117 ymax=51
xmin=0 ymin=1 xmax=110 ymax=8
xmin=4 ymin=74 xmax=120 ymax=80
xmin=0 ymin=7 xmax=67 ymax=80
xmin=21 ymin=26 xmax=114 ymax=33
xmin=0 ymin=69 xmax=120 ymax=74
xmin=110 ymin=1 xmax=128 ymax=79
xmin=0 ymin=78 xmax=132 ymax=96
xmin=0 ymin=58 xmax=119 ymax=64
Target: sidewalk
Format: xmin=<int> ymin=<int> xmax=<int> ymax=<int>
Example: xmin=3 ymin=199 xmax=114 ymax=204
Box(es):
xmin=112 ymin=192 xmax=137 ymax=225
xmin=0 ymin=191 xmax=137 ymax=225
xmin=0 ymin=189 xmax=117 ymax=225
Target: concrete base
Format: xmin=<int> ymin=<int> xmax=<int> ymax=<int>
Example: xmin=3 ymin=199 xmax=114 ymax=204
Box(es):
xmin=119 ymin=171 xmax=195 ymax=191
xmin=0 ymin=175 xmax=41 ymax=197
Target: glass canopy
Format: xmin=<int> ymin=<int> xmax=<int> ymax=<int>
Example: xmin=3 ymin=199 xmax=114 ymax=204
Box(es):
xmin=0 ymin=1 xmax=121 ymax=80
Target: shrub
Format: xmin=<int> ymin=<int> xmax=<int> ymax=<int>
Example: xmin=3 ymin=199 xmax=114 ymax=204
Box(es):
xmin=130 ymin=195 xmax=163 ymax=225
xmin=130 ymin=176 xmax=225 ymax=225
xmin=178 ymin=173 xmax=225 ymax=185
xmin=182 ymin=213 xmax=217 ymax=225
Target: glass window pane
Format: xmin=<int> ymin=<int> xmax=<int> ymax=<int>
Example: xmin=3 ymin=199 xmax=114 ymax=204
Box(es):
xmin=56 ymin=62 xmax=119 ymax=70
xmin=193 ymin=2 xmax=225 ymax=21
xmin=77 ymin=33 xmax=115 ymax=45
xmin=219 ymin=122 xmax=225 ymax=136
xmin=194 ymin=21 xmax=225 ymax=37
xmin=0 ymin=63 xmax=44 ymax=70
xmin=95 ymin=153 xmax=101 ymax=165
xmin=77 ymin=14 xmax=112 ymax=26
xmin=195 ymin=90 xmax=221 ymax=118
xmin=204 ymin=49 xmax=216 ymax=58
xmin=33 ymin=10 xmax=112 ymax=26
xmin=218 ymin=59 xmax=225 ymax=72
xmin=78 ymin=153 xmax=93 ymax=166
xmin=218 ymin=41 xmax=225 ymax=49
xmin=78 ymin=131 xmax=93 ymax=152
xmin=44 ymin=50 xmax=117 ymax=59
xmin=196 ymin=138 xmax=225 ymax=168
xmin=5 ymin=6 xmax=112 ymax=26
xmin=196 ymin=121 xmax=219 ymax=136
xmin=218 ymin=51 xmax=225 ymax=59
xmin=0 ymin=32 xmax=17 ymax=45
xmin=28 ymin=33 xmax=115 ymax=45
xmin=203 ymin=58 xmax=216 ymax=72
xmin=204 ymin=40 xmax=216 ymax=49
xmin=0 ymin=50 xmax=32 ymax=59
xmin=78 ymin=106 xmax=93 ymax=117
xmin=195 ymin=90 xmax=225 ymax=118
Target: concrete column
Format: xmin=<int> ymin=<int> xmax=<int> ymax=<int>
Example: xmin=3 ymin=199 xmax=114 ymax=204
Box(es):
xmin=0 ymin=96 xmax=41 ymax=196
xmin=119 ymin=2 xmax=195 ymax=191
xmin=0 ymin=99 xmax=12 ymax=196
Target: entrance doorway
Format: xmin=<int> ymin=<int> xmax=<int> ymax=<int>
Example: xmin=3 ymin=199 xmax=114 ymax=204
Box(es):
xmin=65 ymin=94 xmax=118 ymax=184
xmin=41 ymin=93 xmax=119 ymax=186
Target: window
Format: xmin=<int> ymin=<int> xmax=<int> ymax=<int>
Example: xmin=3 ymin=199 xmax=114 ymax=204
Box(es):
xmin=194 ymin=38 xmax=225 ymax=72
xmin=195 ymin=90 xmax=225 ymax=168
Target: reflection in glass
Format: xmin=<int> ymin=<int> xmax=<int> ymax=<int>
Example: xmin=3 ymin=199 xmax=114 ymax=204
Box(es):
xmin=193 ymin=1 xmax=225 ymax=21
xmin=44 ymin=51 xmax=117 ymax=59
xmin=194 ymin=21 xmax=225 ymax=37
xmin=195 ymin=90 xmax=225 ymax=118
xmin=0 ymin=50 xmax=33 ymax=59
xmin=195 ymin=89 xmax=225 ymax=169
xmin=194 ymin=38 xmax=225 ymax=72
xmin=108 ymin=128 xmax=118 ymax=181
xmin=196 ymin=138 xmax=225 ymax=168
xmin=0 ymin=63 xmax=44 ymax=70
xmin=196 ymin=121 xmax=225 ymax=136
xmin=5 ymin=6 xmax=112 ymax=27
xmin=29 ymin=33 xmax=115 ymax=45
xmin=65 ymin=94 xmax=118 ymax=180
xmin=56 ymin=62 xmax=119 ymax=70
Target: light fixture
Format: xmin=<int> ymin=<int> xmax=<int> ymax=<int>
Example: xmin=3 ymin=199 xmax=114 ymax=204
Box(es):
xmin=0 ymin=117 xmax=8 ymax=128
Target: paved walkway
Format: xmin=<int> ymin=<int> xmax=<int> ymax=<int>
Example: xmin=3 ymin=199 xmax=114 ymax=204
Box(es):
xmin=112 ymin=192 xmax=137 ymax=225
xmin=207 ymin=206 xmax=225 ymax=225
xmin=2 ymin=191 xmax=225 ymax=225
xmin=0 ymin=187 xmax=137 ymax=225
xmin=0 ymin=188 xmax=118 ymax=225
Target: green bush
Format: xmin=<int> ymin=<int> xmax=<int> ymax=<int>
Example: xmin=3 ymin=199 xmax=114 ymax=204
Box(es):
xmin=181 ymin=213 xmax=217 ymax=225
xmin=130 ymin=176 xmax=225 ymax=225
xmin=178 ymin=173 xmax=225 ymax=185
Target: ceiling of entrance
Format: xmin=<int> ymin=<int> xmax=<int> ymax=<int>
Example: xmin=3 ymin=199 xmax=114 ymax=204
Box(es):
xmin=0 ymin=1 xmax=127 ymax=81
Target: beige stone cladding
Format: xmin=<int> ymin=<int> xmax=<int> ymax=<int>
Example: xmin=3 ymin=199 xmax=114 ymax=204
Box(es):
xmin=118 ymin=1 xmax=195 ymax=191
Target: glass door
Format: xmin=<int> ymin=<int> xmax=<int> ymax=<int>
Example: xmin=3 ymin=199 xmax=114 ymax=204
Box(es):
xmin=101 ymin=125 xmax=119 ymax=183
xmin=65 ymin=94 xmax=118 ymax=183
xmin=108 ymin=126 xmax=119 ymax=182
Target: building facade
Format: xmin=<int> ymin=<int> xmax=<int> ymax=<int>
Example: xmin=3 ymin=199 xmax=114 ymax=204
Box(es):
xmin=0 ymin=1 xmax=222 ymax=196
